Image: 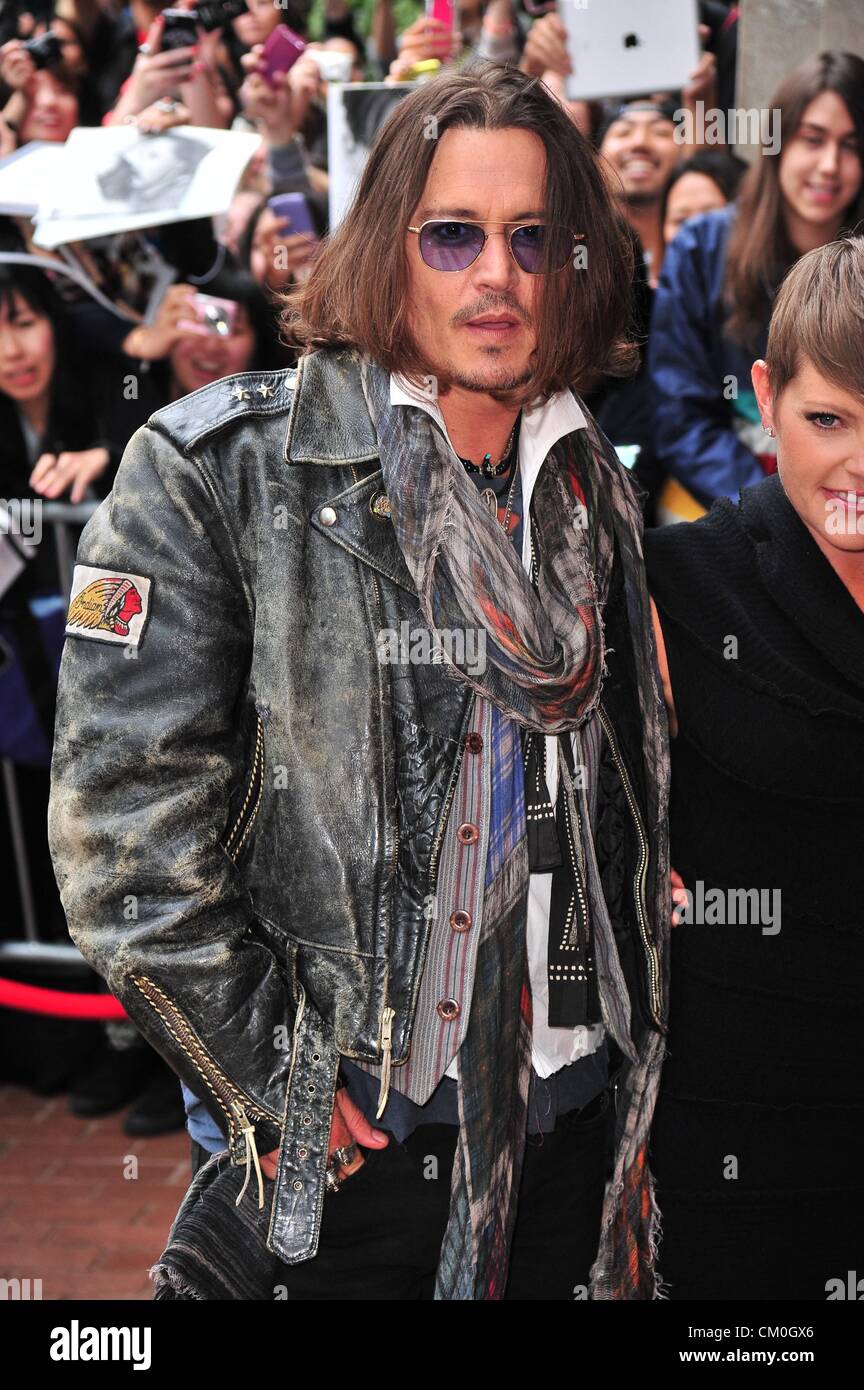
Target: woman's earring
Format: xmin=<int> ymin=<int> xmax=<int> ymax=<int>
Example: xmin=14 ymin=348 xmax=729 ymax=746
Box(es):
xmin=762 ymin=423 xmax=775 ymax=437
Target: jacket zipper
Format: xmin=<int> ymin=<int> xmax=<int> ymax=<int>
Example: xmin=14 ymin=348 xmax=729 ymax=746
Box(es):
xmin=130 ymin=973 xmax=281 ymax=1206
xmin=349 ymin=463 xmax=400 ymax=1110
xmin=222 ymin=712 xmax=265 ymax=863
xmin=595 ymin=704 xmax=665 ymax=1032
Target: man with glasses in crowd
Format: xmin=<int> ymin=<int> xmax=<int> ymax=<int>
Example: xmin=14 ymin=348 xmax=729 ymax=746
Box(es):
xmin=49 ymin=62 xmax=672 ymax=1300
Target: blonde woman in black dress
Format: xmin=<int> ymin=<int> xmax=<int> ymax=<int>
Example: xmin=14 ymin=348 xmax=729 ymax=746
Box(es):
xmin=644 ymin=235 xmax=864 ymax=1300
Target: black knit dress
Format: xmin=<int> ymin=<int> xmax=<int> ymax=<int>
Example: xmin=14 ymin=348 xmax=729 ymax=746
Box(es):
xmin=643 ymin=474 xmax=864 ymax=1301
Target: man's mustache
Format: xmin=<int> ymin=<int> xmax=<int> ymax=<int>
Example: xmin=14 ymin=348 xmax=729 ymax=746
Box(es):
xmin=451 ymin=297 xmax=533 ymax=327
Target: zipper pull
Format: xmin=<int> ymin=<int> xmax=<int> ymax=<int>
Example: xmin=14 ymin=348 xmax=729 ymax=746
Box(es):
xmin=375 ymin=1006 xmax=395 ymax=1119
xmin=232 ymin=1102 xmax=265 ymax=1210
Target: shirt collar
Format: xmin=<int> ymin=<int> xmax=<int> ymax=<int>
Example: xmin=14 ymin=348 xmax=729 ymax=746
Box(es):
xmin=390 ymin=371 xmax=587 ymax=572
xmin=389 ymin=371 xmax=586 ymax=474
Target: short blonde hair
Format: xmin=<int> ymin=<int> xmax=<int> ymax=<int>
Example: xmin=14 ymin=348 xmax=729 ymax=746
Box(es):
xmin=766 ymin=234 xmax=864 ymax=403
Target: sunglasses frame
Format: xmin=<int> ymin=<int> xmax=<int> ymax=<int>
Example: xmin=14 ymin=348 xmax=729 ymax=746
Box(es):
xmin=407 ymin=218 xmax=582 ymax=275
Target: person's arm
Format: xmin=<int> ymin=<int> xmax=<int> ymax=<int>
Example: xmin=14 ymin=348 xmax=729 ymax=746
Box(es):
xmin=647 ymin=219 xmax=765 ymax=506
xmin=370 ymin=0 xmax=397 ymax=73
xmin=649 ymin=595 xmax=677 ymax=738
xmin=649 ymin=593 xmax=688 ymax=927
xmin=239 ymin=46 xmax=317 ymax=193
xmin=47 ymin=422 xmax=295 ymax=1162
xmin=473 ymin=0 xmax=519 ymax=65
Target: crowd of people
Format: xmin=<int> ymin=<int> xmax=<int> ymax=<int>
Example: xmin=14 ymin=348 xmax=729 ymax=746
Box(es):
xmin=1 ymin=0 xmax=862 ymax=1301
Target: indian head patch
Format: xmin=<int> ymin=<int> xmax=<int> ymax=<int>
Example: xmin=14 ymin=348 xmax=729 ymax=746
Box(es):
xmin=65 ymin=565 xmax=152 ymax=648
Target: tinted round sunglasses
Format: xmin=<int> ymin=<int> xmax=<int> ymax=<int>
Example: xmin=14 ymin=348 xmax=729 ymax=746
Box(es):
xmin=408 ymin=219 xmax=583 ymax=275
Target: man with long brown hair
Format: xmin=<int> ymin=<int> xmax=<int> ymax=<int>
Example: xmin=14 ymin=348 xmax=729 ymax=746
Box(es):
xmin=49 ymin=61 xmax=673 ymax=1300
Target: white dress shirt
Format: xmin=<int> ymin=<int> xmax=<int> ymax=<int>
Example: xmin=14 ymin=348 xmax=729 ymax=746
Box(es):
xmin=390 ymin=373 xmax=605 ymax=1078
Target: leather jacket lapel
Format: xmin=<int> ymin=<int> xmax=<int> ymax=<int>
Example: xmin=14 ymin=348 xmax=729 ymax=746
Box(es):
xmin=309 ymin=468 xmax=418 ymax=597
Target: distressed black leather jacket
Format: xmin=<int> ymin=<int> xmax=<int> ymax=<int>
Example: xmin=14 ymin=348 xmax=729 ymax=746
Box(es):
xmin=47 ymin=347 xmax=664 ymax=1266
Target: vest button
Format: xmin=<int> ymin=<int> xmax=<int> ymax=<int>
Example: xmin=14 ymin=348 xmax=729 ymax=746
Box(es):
xmin=437 ymin=998 xmax=461 ymax=1022
xmin=449 ymin=909 xmax=472 ymax=932
xmin=465 ymin=732 xmax=483 ymax=754
xmin=456 ymin=822 xmax=479 ymax=845
xmin=319 ymin=506 xmax=337 ymax=527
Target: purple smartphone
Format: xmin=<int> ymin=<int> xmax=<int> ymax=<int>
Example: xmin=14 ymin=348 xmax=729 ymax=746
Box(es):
xmin=268 ymin=193 xmax=317 ymax=239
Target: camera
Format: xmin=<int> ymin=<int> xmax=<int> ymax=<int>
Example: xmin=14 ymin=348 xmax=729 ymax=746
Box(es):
xmin=23 ymin=31 xmax=63 ymax=69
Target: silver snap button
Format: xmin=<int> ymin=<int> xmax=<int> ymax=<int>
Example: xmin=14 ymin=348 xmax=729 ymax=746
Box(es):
xmin=297 ymin=1147 xmax=308 ymax=1159
xmin=293 ymin=1180 xmax=303 ymax=1191
xmin=319 ymin=506 xmax=337 ymax=527
xmin=302 ymin=1113 xmax=312 ymax=1125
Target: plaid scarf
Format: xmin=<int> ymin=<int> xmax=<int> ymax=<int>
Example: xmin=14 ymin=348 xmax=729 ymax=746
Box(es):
xmin=360 ymin=356 xmax=671 ymax=1299
xmin=362 ymin=362 xmax=609 ymax=733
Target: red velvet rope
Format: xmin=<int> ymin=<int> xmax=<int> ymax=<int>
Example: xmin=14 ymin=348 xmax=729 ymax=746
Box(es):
xmin=0 ymin=977 xmax=129 ymax=1019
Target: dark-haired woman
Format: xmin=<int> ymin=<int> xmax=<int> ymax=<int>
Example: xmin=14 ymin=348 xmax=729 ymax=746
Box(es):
xmin=0 ymin=268 xmax=123 ymax=530
xmin=649 ymin=51 xmax=864 ymax=513
xmin=0 ymin=267 xmax=128 ymax=944
xmin=660 ymin=148 xmax=747 ymax=248
xmin=644 ymin=235 xmax=864 ymax=1300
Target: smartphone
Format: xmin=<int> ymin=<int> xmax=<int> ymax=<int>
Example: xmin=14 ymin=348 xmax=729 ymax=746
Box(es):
xmin=261 ymin=25 xmax=306 ymax=88
xmin=425 ymin=0 xmax=456 ymax=32
xmin=159 ymin=9 xmax=199 ymax=51
xmin=178 ymin=293 xmax=238 ymax=338
xmin=268 ymin=193 xmax=318 ymax=239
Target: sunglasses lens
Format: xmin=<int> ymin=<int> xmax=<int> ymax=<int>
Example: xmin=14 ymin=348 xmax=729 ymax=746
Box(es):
xmin=419 ymin=221 xmax=486 ymax=271
xmin=511 ymin=223 xmax=572 ymax=273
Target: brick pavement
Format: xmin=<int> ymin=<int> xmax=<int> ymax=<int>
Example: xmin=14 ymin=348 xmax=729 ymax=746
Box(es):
xmin=0 ymin=1083 xmax=192 ymax=1301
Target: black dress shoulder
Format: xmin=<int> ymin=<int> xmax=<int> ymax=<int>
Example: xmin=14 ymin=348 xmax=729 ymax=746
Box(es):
xmin=642 ymin=474 xmax=864 ymax=1300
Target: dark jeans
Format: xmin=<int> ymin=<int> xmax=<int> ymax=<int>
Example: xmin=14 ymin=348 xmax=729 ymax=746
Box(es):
xmin=190 ymin=1085 xmax=612 ymax=1300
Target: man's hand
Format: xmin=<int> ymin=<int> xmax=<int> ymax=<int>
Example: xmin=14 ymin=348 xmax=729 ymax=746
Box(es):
xmin=258 ymin=1085 xmax=389 ymax=1182
xmin=670 ymin=867 xmax=688 ymax=926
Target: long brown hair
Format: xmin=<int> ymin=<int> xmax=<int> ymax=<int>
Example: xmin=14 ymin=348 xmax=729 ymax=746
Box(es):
xmin=724 ymin=51 xmax=864 ymax=353
xmin=281 ymin=62 xmax=638 ymax=407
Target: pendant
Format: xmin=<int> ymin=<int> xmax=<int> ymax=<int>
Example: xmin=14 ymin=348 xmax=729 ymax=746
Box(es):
xmin=481 ymin=488 xmax=498 ymax=517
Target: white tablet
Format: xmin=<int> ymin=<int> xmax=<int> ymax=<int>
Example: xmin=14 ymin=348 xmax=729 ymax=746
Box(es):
xmin=557 ymin=0 xmax=701 ymax=103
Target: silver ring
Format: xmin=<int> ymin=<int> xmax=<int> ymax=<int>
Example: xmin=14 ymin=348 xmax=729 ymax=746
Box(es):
xmin=329 ymin=1143 xmax=357 ymax=1169
xmin=156 ymin=98 xmax=177 ymax=113
xmin=324 ymin=1165 xmax=342 ymax=1193
xmin=138 ymin=42 xmax=152 ymax=55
